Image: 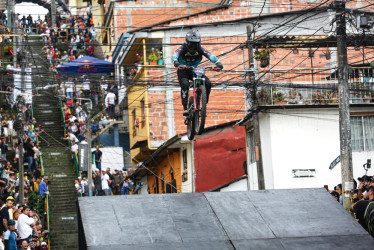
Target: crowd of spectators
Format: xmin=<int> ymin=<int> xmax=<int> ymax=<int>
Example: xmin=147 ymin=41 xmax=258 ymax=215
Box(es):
xmin=75 ymin=165 xmax=133 ymax=197
xmin=34 ymin=11 xmax=97 ymax=70
xmin=329 ymin=175 xmax=374 ymax=235
xmin=0 ymin=99 xmax=50 ymax=249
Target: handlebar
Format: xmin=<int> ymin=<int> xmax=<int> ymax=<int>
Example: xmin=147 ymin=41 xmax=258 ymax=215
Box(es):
xmin=178 ymin=65 xmax=222 ymax=71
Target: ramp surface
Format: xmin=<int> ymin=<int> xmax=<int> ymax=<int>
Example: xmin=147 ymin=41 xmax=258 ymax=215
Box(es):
xmin=78 ymin=189 xmax=374 ymax=249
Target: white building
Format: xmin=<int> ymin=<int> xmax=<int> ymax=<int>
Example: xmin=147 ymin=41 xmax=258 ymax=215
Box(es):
xmin=240 ymin=106 xmax=374 ymax=190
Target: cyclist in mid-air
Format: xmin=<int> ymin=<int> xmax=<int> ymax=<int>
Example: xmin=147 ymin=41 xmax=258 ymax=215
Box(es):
xmin=172 ymin=30 xmax=223 ymax=116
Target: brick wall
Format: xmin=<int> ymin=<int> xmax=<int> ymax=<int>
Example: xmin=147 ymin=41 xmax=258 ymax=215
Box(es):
xmin=148 ymin=91 xmax=169 ymax=143
xmin=173 ymin=88 xmax=245 ymax=134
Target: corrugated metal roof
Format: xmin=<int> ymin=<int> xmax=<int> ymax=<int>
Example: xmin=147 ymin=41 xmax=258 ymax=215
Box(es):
xmin=78 ymin=189 xmax=374 ymax=249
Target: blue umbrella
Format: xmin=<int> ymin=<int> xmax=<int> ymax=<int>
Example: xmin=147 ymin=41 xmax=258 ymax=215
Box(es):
xmin=57 ymin=56 xmax=114 ymax=74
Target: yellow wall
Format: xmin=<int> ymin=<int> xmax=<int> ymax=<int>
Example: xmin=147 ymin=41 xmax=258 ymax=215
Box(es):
xmin=91 ymin=0 xmax=103 ymax=43
xmin=127 ymin=68 xmax=150 ymax=162
xmin=147 ymin=150 xmax=182 ymax=194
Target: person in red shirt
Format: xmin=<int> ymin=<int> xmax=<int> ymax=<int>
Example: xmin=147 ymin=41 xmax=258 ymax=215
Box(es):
xmin=7 ymin=46 xmax=13 ymax=56
xmin=87 ymin=41 xmax=94 ymax=56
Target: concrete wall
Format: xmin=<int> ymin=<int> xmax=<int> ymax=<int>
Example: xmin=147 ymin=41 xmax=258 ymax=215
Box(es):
xmin=219 ymin=178 xmax=248 ymax=192
xmin=258 ymin=108 xmax=374 ymax=190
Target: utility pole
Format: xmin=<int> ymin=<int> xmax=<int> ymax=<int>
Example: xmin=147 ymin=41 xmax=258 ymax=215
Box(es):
xmin=18 ymin=34 xmax=26 ymax=206
xmin=7 ymin=0 xmax=15 ymax=32
xmin=51 ymin=0 xmax=56 ymax=29
xmin=17 ymin=97 xmax=24 ymax=206
xmin=247 ymin=24 xmax=265 ymax=190
xmin=87 ymin=110 xmax=93 ymax=196
xmin=335 ymin=0 xmax=353 ymax=210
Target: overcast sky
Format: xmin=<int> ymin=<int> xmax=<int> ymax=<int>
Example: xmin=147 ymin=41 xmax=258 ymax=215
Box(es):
xmin=11 ymin=3 xmax=49 ymax=20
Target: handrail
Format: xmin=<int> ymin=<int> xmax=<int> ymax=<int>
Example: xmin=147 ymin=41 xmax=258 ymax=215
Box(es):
xmin=40 ymin=155 xmax=50 ymax=249
xmin=73 ymin=151 xmax=79 ymax=177
xmin=57 ymin=97 xmax=66 ymax=138
xmin=57 ymin=96 xmax=79 ymax=177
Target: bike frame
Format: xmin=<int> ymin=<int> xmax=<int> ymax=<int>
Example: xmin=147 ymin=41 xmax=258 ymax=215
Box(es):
xmin=192 ymin=76 xmax=204 ymax=113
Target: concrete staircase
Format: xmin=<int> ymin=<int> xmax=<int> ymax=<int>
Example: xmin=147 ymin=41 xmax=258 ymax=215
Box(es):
xmin=29 ymin=36 xmax=79 ymax=249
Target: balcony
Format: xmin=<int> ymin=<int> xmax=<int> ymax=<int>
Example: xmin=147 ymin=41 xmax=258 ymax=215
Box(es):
xmin=257 ymin=65 xmax=374 ymax=106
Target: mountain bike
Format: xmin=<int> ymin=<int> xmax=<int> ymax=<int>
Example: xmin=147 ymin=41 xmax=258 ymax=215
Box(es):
xmin=181 ymin=66 xmax=220 ymax=140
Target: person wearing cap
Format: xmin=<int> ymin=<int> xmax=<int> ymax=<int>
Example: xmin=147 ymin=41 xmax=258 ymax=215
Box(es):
xmin=4 ymin=219 xmax=17 ymax=250
xmin=351 ymin=186 xmax=374 ymax=230
xmin=40 ymin=241 xmax=47 ymax=249
xmin=112 ymin=169 xmax=123 ymax=195
xmin=0 ymin=196 xmax=14 ymax=235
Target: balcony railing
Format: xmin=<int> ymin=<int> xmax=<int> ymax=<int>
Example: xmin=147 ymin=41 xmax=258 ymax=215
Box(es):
xmin=258 ymin=66 xmax=374 ymax=106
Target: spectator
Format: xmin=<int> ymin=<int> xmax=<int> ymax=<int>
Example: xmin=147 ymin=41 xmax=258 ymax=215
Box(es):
xmin=65 ymin=77 xmax=74 ymax=98
xmin=62 ymin=51 xmax=69 ymax=64
xmin=93 ymin=170 xmax=102 ymax=196
xmin=101 ymin=169 xmax=110 ymax=196
xmin=71 ymin=140 xmax=78 ymax=160
xmin=38 ymin=176 xmax=48 ymax=196
xmin=0 ymin=196 xmax=14 ymax=235
xmin=93 ymin=146 xmax=102 ymax=172
xmin=63 ymin=131 xmax=79 ymax=144
xmin=0 ymin=138 xmax=8 ymax=160
xmin=3 ymin=220 xmax=17 ymax=250
xmin=17 ymin=205 xmax=36 ymax=242
xmin=112 ymin=169 xmax=123 ymax=195
xmin=122 ymin=178 xmax=130 ymax=195
xmin=334 ymin=184 xmax=342 ymax=205
xmin=90 ymin=24 xmax=97 ymax=40
xmin=105 ymin=89 xmax=116 ymax=119
xmin=24 ymin=140 xmax=37 ymax=173
xmin=106 ymin=168 xmax=114 ymax=194
xmin=20 ymin=239 xmax=29 ymax=250
xmin=351 ymin=186 xmax=374 ymax=230
xmin=82 ymin=76 xmax=90 ymax=98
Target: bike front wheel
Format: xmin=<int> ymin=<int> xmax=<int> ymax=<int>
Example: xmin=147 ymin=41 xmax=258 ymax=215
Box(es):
xmin=195 ymin=85 xmax=207 ymax=135
xmin=187 ymin=96 xmax=195 ymax=140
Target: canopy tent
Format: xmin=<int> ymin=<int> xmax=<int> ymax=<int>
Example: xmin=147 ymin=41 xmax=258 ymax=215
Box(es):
xmin=57 ymin=56 xmax=114 ymax=75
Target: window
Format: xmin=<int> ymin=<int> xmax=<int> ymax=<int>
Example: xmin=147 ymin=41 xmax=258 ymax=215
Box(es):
xmin=161 ymin=173 xmax=165 ymax=193
xmin=182 ymin=149 xmax=188 ymax=182
xmin=140 ymin=99 xmax=145 ymax=127
xmin=132 ymin=109 xmax=136 ymax=137
xmin=247 ymin=131 xmax=256 ymax=164
xmin=155 ymin=177 xmax=159 ymax=194
xmin=351 ymin=116 xmax=374 ymax=151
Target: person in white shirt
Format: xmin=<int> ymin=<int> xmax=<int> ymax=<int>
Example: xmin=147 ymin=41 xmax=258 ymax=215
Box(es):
xmin=65 ymin=78 xmax=74 ymax=98
xmin=82 ymin=77 xmax=90 ymax=98
xmin=13 ymin=64 xmax=21 ymax=102
xmin=90 ymin=24 xmax=97 ymax=40
xmin=63 ymin=131 xmax=79 ymax=143
xmin=105 ymin=90 xmax=116 ymax=119
xmin=101 ymin=170 xmax=110 ymax=196
xmin=71 ymin=140 xmax=78 ymax=159
xmin=7 ymin=118 xmax=13 ymax=143
xmin=24 ymin=64 xmax=32 ymax=104
xmin=68 ymin=114 xmax=77 ymax=123
xmin=17 ymin=206 xmax=36 ymax=241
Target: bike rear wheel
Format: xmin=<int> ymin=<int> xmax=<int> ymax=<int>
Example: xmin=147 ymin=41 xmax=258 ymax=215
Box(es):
xmin=195 ymin=85 xmax=207 ymax=135
xmin=187 ymin=96 xmax=195 ymax=140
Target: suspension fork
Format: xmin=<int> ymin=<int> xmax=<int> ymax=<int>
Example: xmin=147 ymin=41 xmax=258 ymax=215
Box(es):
xmin=193 ymin=87 xmax=198 ymax=112
xmin=193 ymin=77 xmax=204 ymax=112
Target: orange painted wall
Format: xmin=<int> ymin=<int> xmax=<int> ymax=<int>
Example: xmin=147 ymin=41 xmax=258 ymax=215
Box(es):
xmin=147 ymin=150 xmax=182 ymax=194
